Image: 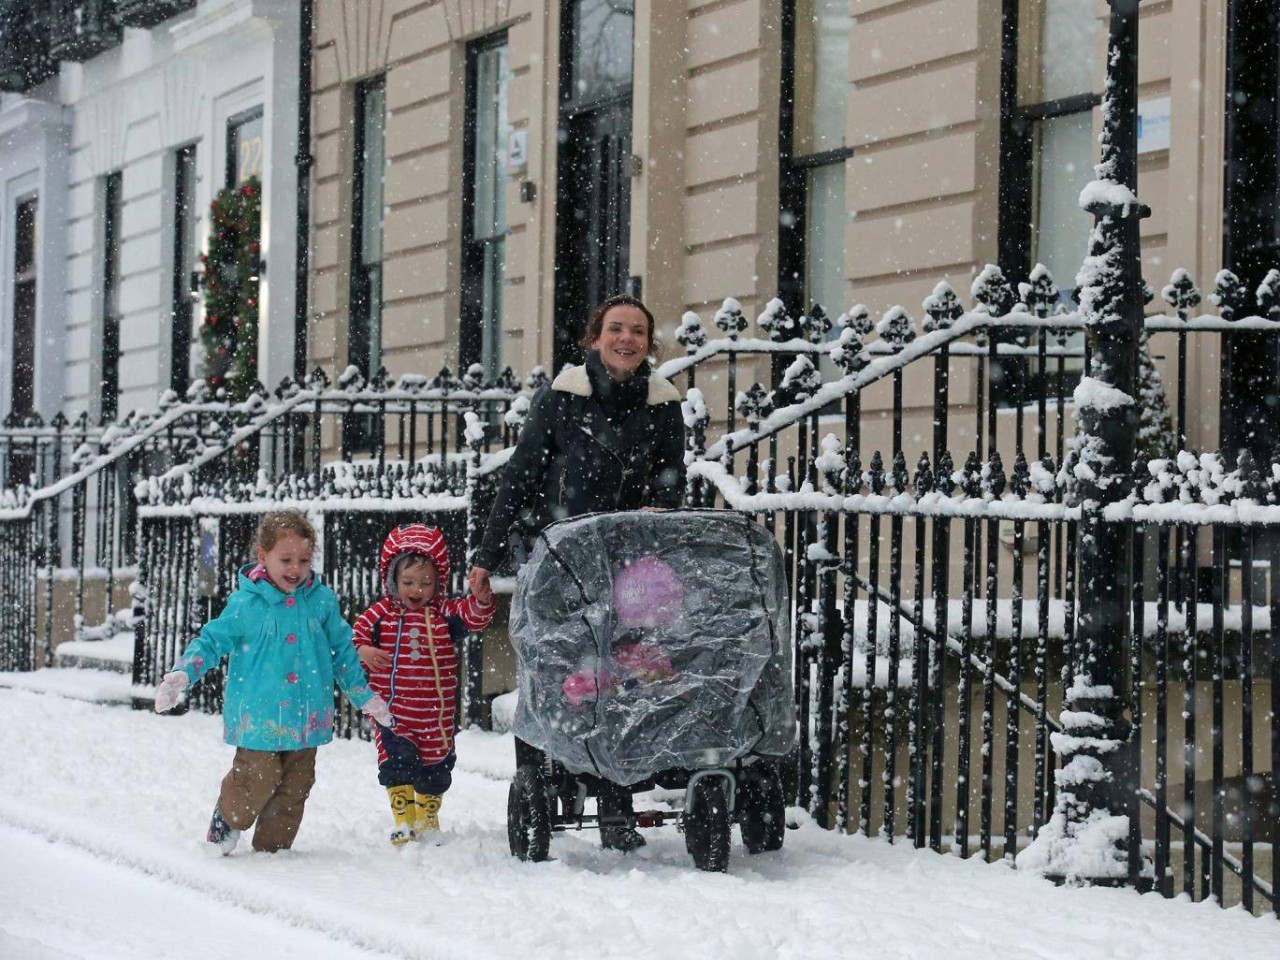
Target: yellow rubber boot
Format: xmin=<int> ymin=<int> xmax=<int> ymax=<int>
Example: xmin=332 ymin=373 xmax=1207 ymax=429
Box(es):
xmin=387 ymin=785 xmax=418 ymax=846
xmin=415 ymin=792 xmax=442 ymax=834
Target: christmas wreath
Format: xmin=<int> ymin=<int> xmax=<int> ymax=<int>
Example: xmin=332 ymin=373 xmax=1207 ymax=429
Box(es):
xmin=198 ymin=178 xmax=261 ymax=400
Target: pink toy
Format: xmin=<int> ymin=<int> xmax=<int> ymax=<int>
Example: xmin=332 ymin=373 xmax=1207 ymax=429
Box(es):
xmin=613 ymin=556 xmax=684 ymax=628
xmin=612 ymin=642 xmax=673 ymax=681
xmin=562 ymin=642 xmax=677 ymax=711
xmin=563 ymin=672 xmax=601 ymax=709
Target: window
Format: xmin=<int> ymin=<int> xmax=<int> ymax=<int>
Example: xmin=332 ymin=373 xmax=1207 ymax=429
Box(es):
xmin=568 ymin=0 xmax=633 ymax=100
xmin=11 ymin=195 xmax=37 ymax=417
xmin=349 ymin=76 xmax=385 ymax=383
xmin=170 ymin=144 xmax=198 ymax=394
xmin=226 ymin=107 xmax=264 ymax=187
xmin=780 ymin=0 xmax=854 ymax=379
xmin=996 ymin=0 xmax=1100 ymax=405
xmin=462 ymin=33 xmax=511 ymax=381
xmin=100 ymin=171 xmax=123 ymax=422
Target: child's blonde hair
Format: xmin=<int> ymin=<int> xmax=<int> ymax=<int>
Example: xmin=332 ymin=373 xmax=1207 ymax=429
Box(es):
xmin=254 ymin=509 xmax=316 ymax=553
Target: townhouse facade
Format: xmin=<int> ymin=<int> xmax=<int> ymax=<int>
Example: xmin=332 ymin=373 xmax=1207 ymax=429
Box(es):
xmin=0 ymin=0 xmax=1275 ymax=457
xmin=305 ymin=0 xmax=1274 ymax=460
xmin=0 ymin=0 xmax=303 ymax=425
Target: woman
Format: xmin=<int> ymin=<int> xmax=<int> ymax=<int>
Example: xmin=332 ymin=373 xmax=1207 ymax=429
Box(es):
xmin=467 ymin=294 xmax=685 ymax=852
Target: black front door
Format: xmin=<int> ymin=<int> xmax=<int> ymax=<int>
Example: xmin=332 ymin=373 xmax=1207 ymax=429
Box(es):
xmin=554 ymin=0 xmax=635 ymax=371
xmin=1223 ymin=0 xmax=1280 ymax=458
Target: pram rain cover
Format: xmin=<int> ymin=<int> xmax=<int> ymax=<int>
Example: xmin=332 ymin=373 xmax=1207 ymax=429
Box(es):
xmin=509 ymin=510 xmax=796 ymax=785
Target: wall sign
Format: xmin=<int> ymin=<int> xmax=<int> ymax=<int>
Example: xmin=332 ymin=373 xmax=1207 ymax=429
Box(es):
xmin=1137 ymin=97 xmax=1170 ymax=154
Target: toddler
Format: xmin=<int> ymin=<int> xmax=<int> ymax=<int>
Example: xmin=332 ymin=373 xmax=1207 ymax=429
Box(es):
xmin=563 ymin=632 xmax=677 ymax=709
xmin=154 ymin=509 xmax=392 ymax=855
xmin=352 ymin=524 xmax=496 ymax=844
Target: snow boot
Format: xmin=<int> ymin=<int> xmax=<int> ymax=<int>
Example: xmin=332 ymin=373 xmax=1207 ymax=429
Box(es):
xmin=387 ymin=785 xmax=418 ymax=846
xmin=206 ymin=805 xmax=240 ymax=855
xmin=600 ymin=824 xmax=647 ymax=852
xmin=415 ymin=792 xmax=442 ymax=834
xmin=599 ymin=789 xmax=646 ymax=852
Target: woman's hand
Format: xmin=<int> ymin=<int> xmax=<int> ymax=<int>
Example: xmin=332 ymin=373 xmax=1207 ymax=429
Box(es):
xmin=468 ymin=566 xmax=494 ymax=604
xmin=358 ymin=645 xmax=391 ymax=672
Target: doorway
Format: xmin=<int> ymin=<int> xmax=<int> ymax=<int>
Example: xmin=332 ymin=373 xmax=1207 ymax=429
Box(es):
xmin=1223 ymin=0 xmax=1279 ymax=458
xmin=554 ymin=0 xmax=635 ymax=371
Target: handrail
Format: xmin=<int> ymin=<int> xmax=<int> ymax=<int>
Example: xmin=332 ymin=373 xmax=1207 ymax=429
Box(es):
xmin=0 ymin=400 xmax=238 ymax=520
xmin=697 ymin=310 xmax=1280 ymax=462
xmin=8 ymin=298 xmax=1280 ymax=514
xmin=1136 ymin=788 xmax=1275 ymax=905
xmin=142 ymin=383 xmax=518 ymax=490
xmin=850 ymin=570 xmax=1063 ymax=728
xmin=703 ymin=315 xmax=982 ymax=460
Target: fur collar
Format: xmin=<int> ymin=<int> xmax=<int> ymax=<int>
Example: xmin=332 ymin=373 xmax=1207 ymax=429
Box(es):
xmin=551 ymin=364 xmax=681 ymax=405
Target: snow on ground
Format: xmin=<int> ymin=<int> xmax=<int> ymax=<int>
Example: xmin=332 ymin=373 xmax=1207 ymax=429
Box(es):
xmin=0 ymin=684 xmax=1276 ymax=960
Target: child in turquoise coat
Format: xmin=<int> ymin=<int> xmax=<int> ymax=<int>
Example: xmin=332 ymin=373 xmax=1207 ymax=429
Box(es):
xmin=154 ymin=509 xmax=392 ymax=854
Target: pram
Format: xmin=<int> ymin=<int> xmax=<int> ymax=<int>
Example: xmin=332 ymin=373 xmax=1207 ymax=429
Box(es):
xmin=505 ymin=509 xmax=796 ymax=872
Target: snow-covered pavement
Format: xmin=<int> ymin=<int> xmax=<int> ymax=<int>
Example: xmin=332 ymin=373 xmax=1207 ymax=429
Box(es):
xmin=0 ymin=684 xmax=1275 ymax=959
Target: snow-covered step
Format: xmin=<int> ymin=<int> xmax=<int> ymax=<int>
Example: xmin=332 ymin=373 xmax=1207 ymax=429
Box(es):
xmin=53 ymin=631 xmax=134 ymax=674
xmin=0 ymin=666 xmax=134 ymax=704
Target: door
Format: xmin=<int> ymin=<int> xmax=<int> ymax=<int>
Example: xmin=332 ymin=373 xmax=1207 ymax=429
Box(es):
xmin=554 ymin=0 xmax=635 ymax=371
xmin=1223 ymin=0 xmax=1279 ymax=458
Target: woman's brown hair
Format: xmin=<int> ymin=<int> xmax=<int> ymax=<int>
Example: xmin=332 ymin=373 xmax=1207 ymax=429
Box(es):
xmin=580 ymin=294 xmax=664 ymax=362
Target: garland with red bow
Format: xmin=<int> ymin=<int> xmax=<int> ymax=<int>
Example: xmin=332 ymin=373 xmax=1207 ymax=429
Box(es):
xmin=198 ymin=178 xmax=261 ymax=400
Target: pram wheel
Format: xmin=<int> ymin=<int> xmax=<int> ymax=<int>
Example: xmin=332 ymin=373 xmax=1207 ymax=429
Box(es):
xmin=738 ymin=764 xmax=785 ymax=854
xmin=508 ymin=765 xmax=552 ymax=862
xmin=683 ymin=777 xmax=731 ymax=872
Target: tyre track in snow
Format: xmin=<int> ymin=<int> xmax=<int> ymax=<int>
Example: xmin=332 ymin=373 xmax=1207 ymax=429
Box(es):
xmin=0 ymin=801 xmax=494 ymax=960
xmin=0 ymin=823 xmax=404 ymax=960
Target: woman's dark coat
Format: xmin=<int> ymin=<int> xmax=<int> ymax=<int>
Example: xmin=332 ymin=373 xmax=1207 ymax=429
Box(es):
xmin=473 ymin=354 xmax=685 ymax=572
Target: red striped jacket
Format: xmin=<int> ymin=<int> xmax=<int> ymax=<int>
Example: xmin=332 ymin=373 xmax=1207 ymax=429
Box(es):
xmin=352 ymin=594 xmax=494 ymax=762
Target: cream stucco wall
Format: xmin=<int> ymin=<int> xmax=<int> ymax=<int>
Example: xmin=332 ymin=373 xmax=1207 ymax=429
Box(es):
xmin=305 ymin=0 xmax=1239 ymax=463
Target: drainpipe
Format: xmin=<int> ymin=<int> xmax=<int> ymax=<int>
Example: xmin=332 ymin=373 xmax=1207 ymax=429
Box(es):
xmin=293 ymin=0 xmax=314 ymax=381
xmin=1020 ymin=0 xmax=1150 ymax=887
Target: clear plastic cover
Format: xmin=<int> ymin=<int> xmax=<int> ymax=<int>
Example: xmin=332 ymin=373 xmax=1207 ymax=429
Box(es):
xmin=509 ymin=510 xmax=796 ymax=785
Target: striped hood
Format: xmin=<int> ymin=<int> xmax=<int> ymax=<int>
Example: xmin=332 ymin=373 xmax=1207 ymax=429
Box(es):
xmin=379 ymin=524 xmax=451 ymax=598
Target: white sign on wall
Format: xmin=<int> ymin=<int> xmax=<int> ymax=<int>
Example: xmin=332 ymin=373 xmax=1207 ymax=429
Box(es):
xmin=507 ymin=129 xmax=528 ymax=170
xmin=1137 ymin=97 xmax=1171 ymax=154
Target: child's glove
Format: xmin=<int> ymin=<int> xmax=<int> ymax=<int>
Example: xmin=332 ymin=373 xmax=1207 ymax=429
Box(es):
xmin=361 ymin=694 xmax=394 ymax=728
xmin=153 ymin=671 xmax=190 ymax=713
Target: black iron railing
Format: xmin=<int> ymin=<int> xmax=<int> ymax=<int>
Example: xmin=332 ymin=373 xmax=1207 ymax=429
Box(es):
xmin=1 ymin=275 xmax=1276 ymax=914
xmin=0 ymin=0 xmax=58 ymax=91
xmin=130 ymin=366 xmax=524 ymax=733
xmin=48 ymin=0 xmax=123 ymax=63
xmin=117 ymin=0 xmax=195 ymax=29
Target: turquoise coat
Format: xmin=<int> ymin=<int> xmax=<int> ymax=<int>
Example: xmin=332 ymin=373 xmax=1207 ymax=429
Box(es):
xmin=173 ymin=565 xmax=374 ymax=751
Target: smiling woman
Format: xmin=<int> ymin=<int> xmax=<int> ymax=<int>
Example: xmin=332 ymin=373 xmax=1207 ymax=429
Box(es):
xmin=587 ymin=301 xmax=649 ymax=379
xmin=468 ymin=294 xmax=684 ymax=589
xmin=466 ymin=293 xmax=685 ymax=851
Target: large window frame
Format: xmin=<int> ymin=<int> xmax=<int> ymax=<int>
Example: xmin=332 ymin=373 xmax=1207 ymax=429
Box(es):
xmin=996 ymin=0 xmax=1100 ymax=407
xmin=779 ymin=1 xmax=854 ymax=333
xmin=461 ymin=32 xmax=511 ymax=383
xmin=100 ymin=171 xmax=123 ymax=422
xmin=348 ymin=75 xmax=386 ymax=384
xmin=10 ymin=194 xmax=38 ymax=418
xmin=169 ymin=143 xmax=198 ymax=394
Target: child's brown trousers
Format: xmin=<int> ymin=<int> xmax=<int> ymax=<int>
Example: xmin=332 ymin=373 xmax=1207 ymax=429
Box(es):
xmin=217 ymin=747 xmax=317 ymax=852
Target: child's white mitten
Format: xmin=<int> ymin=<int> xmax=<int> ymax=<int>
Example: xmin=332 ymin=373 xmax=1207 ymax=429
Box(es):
xmin=153 ymin=671 xmax=190 ymax=713
xmin=361 ymin=694 xmax=394 ymax=728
